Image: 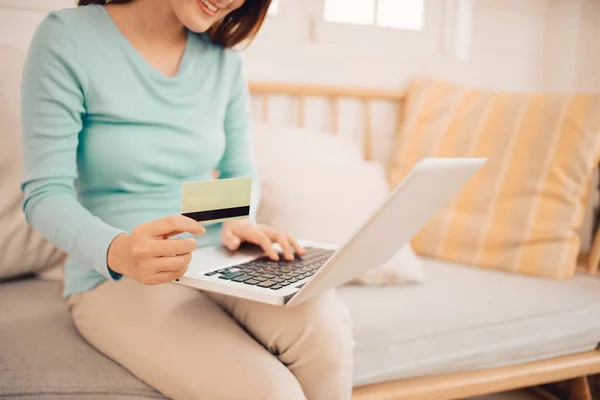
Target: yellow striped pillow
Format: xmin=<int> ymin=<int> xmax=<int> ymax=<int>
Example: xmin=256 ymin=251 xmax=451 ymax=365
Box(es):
xmin=389 ymin=78 xmax=600 ymax=279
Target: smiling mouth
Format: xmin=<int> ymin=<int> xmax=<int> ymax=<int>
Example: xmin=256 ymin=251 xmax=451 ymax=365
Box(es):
xmin=197 ymin=0 xmax=221 ymax=16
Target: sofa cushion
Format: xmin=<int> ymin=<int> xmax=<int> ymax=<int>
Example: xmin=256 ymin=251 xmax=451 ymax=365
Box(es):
xmin=3 ymin=260 xmax=600 ymax=396
xmin=0 ymin=279 xmax=165 ymax=399
xmin=343 ymin=258 xmax=600 ymax=386
xmin=0 ymin=44 xmax=64 ymax=281
xmin=388 ymin=78 xmax=600 ymax=279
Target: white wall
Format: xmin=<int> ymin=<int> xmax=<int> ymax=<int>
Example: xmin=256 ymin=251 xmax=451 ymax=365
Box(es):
xmin=242 ymin=0 xmax=554 ymax=167
xmin=246 ymin=0 xmax=550 ymax=92
xmin=543 ymin=0 xmax=600 ymax=93
xmin=575 ymin=0 xmax=600 ymax=92
xmin=542 ymin=0 xmax=582 ymax=91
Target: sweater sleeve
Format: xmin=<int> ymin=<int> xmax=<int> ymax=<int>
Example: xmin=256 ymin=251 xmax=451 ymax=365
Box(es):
xmin=21 ymin=14 xmax=125 ymax=280
xmin=217 ymin=55 xmax=261 ymax=220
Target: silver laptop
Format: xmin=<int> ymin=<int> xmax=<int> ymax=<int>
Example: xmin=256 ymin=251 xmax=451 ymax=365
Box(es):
xmin=175 ymin=157 xmax=486 ymax=307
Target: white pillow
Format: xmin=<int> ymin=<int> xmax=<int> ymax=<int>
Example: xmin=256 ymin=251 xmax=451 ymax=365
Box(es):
xmin=251 ymin=121 xmax=364 ymax=165
xmin=255 ymin=156 xmax=425 ymax=286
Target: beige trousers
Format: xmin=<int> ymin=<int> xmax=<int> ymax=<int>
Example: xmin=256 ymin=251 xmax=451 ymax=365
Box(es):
xmin=67 ymin=277 xmax=355 ymax=400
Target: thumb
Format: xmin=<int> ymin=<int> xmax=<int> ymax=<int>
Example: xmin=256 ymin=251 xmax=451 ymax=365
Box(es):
xmin=222 ymin=229 xmax=241 ymax=251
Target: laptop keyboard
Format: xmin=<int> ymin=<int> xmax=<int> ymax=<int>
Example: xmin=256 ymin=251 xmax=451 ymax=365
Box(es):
xmin=205 ymin=247 xmax=335 ymax=290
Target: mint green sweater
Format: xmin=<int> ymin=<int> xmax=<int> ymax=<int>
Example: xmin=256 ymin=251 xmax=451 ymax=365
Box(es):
xmin=21 ymin=5 xmax=260 ymax=297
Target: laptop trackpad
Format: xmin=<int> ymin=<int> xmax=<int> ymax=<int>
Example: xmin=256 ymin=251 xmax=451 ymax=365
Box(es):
xmin=187 ymin=244 xmax=265 ymax=275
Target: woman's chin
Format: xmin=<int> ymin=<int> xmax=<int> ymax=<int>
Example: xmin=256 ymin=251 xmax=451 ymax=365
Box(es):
xmin=177 ymin=8 xmax=216 ymax=33
xmin=185 ymin=19 xmax=214 ymax=33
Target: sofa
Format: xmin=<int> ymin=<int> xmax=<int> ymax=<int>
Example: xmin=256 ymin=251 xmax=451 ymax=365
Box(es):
xmin=3 ymin=45 xmax=600 ymax=400
xmin=3 ymin=257 xmax=600 ymax=399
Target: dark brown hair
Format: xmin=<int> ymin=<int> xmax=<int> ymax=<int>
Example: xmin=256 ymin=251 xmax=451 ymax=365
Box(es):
xmin=78 ymin=0 xmax=271 ymax=48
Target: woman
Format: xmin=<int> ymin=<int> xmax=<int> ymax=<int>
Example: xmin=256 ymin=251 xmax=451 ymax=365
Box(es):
xmin=20 ymin=0 xmax=354 ymax=398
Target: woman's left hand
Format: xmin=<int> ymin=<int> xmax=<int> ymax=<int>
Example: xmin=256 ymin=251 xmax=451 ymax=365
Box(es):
xmin=220 ymin=219 xmax=305 ymax=261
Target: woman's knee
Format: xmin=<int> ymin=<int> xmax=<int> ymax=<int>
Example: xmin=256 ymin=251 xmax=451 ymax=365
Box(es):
xmin=177 ymin=366 xmax=306 ymax=400
xmin=288 ymin=290 xmax=355 ymax=363
xmin=265 ymin=379 xmax=307 ymax=400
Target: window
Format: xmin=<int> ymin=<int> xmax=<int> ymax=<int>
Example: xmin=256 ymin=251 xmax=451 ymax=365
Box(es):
xmin=267 ymin=0 xmax=280 ymax=15
xmin=324 ymin=0 xmax=424 ymax=30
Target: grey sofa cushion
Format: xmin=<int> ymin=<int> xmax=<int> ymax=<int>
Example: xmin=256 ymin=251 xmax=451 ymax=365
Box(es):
xmin=0 ymin=279 xmax=165 ymax=399
xmin=342 ymin=258 xmax=600 ymax=386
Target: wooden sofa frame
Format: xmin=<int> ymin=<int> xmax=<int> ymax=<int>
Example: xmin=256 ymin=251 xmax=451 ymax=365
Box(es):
xmin=248 ymin=81 xmax=600 ymax=400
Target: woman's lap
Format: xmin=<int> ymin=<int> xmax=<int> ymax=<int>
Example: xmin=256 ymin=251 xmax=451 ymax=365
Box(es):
xmin=68 ymin=278 xmax=354 ymax=400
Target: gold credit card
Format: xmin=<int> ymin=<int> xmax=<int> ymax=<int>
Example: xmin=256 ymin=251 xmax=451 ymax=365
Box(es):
xmin=181 ymin=177 xmax=253 ymax=225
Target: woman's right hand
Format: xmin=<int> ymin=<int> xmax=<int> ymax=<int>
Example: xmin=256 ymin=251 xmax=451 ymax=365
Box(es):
xmin=107 ymin=215 xmax=206 ymax=285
